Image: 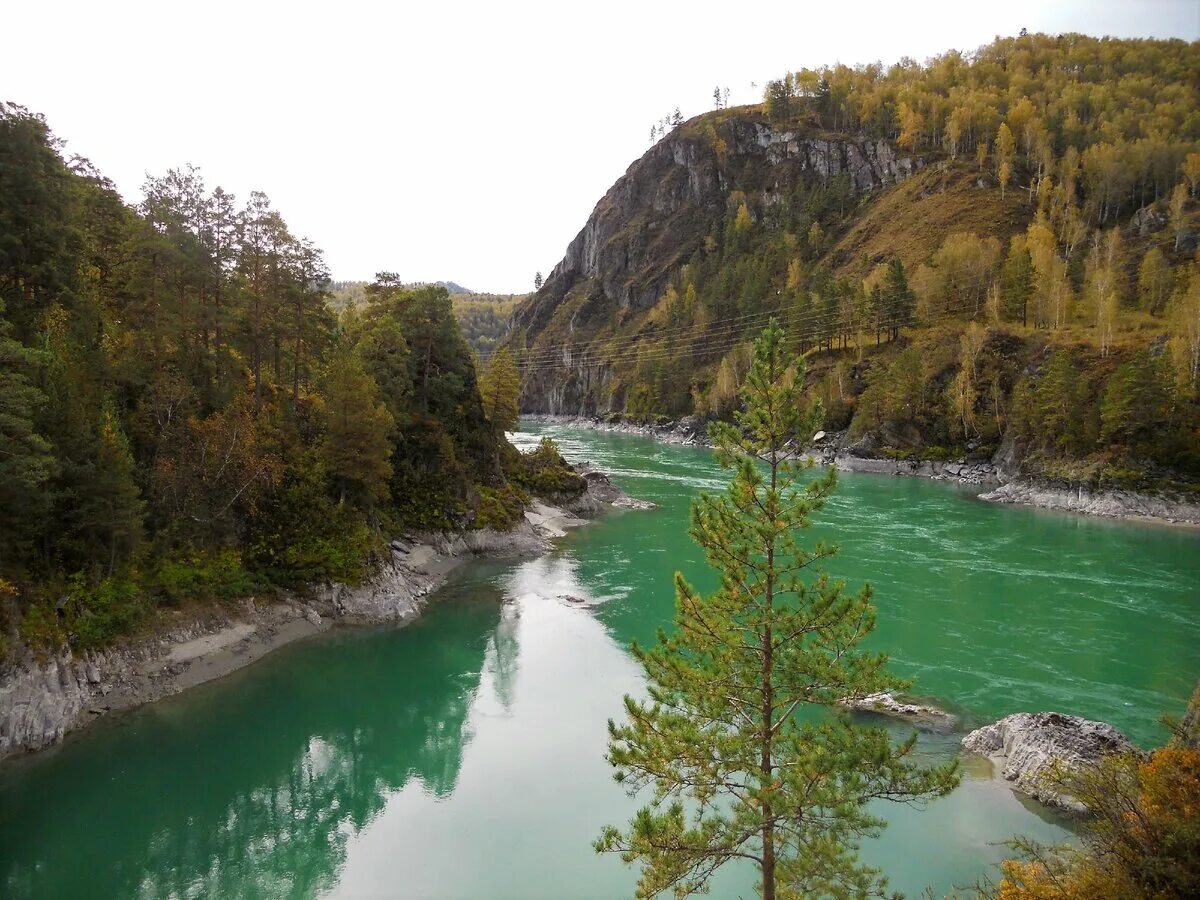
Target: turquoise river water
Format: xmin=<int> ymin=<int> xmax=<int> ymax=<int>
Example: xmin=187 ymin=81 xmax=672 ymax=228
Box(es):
xmin=1 ymin=422 xmax=1198 ymax=898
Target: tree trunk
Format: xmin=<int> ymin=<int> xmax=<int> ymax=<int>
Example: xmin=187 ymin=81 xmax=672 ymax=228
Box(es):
xmin=761 ymin=450 xmax=778 ymax=900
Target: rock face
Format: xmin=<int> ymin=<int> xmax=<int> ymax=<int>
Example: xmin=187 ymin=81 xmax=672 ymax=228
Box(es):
xmin=962 ymin=711 xmax=1137 ymax=810
xmin=513 ymin=115 xmax=923 ymax=415
xmin=0 ymin=603 xmax=325 ymax=762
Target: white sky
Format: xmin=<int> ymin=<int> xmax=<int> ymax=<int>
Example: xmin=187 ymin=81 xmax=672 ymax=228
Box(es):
xmin=4 ymin=1 xmax=1197 ymax=293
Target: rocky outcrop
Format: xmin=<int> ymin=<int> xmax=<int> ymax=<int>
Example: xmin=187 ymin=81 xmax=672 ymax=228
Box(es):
xmin=531 ymin=125 xmax=920 ymax=319
xmin=841 ymin=692 xmax=960 ymax=732
xmin=829 ymin=455 xmax=999 ymax=484
xmin=980 ymin=480 xmax=1200 ymax=525
xmin=576 ymin=465 xmax=658 ymax=509
xmin=513 ymin=114 xmax=924 ymax=416
xmin=962 ymin=712 xmax=1137 ymax=811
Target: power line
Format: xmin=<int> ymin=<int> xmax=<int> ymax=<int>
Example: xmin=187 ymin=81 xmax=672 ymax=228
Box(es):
xmin=506 ymin=269 xmax=1134 ymax=376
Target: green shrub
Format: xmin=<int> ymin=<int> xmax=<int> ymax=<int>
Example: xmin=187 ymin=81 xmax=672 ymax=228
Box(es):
xmin=474 ymin=484 xmax=527 ymax=530
xmin=511 ymin=437 xmax=587 ymax=498
xmin=151 ymin=549 xmax=259 ymax=606
xmin=60 ymin=572 xmax=150 ymax=651
xmin=19 ymin=603 xmax=63 ymax=656
xmin=271 ymin=520 xmax=375 ymax=585
xmin=245 ymin=470 xmax=379 ymax=586
xmin=922 ymin=445 xmax=958 ymax=462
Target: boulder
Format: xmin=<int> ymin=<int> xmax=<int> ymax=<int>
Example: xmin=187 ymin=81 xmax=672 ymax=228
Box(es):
xmin=962 ymin=711 xmax=1136 ymax=811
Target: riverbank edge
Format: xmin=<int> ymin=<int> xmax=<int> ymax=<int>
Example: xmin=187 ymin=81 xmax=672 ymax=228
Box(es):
xmin=0 ymin=483 xmax=631 ymax=764
xmin=524 ymin=415 xmax=1200 ymax=526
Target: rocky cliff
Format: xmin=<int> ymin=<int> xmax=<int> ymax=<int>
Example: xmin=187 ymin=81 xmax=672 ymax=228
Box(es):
xmin=512 ymin=112 xmax=924 ymax=415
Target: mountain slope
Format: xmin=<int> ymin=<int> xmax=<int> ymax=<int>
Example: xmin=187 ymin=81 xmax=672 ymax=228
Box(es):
xmin=511 ymin=110 xmax=937 ymax=414
xmin=504 ymin=33 xmax=1200 ymax=490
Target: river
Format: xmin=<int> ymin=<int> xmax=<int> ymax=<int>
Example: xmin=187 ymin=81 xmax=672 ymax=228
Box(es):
xmin=2 ymin=422 xmax=1198 ymax=899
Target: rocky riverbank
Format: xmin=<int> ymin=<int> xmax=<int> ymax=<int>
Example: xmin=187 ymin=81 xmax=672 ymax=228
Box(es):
xmin=524 ymin=415 xmax=1200 ymax=524
xmin=979 ymin=480 xmax=1200 ymax=526
xmin=0 ymin=471 xmax=652 ymax=763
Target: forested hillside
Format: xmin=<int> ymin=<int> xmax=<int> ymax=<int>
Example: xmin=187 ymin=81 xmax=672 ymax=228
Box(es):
xmin=330 ymin=281 xmax=521 ymax=356
xmin=452 ymin=293 xmax=523 ymax=355
xmin=506 ymin=33 xmax=1200 ymax=490
xmin=0 ymin=104 xmax=535 ymax=658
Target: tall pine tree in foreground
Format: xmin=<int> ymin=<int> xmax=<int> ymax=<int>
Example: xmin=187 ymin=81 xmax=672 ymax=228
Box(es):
xmin=596 ymin=321 xmax=958 ymax=899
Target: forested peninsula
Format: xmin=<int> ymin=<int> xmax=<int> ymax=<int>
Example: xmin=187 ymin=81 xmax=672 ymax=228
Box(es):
xmin=507 ymin=33 xmax=1200 ymax=511
xmin=0 ymin=102 xmax=577 ymax=727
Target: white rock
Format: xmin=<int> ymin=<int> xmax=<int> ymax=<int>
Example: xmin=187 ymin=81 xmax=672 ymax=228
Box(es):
xmin=962 ymin=711 xmax=1136 ymax=811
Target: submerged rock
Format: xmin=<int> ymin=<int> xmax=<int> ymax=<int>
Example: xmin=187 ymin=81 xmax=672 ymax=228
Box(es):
xmin=961 ymin=711 xmax=1137 ymax=811
xmin=841 ymin=692 xmax=959 ymax=731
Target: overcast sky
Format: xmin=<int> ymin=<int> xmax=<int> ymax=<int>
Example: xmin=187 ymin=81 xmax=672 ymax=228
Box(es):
xmin=4 ymin=1 xmax=1197 ymax=292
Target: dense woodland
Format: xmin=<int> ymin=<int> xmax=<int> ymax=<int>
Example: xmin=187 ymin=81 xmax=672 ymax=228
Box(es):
xmin=0 ymin=104 xmax=546 ymax=657
xmin=512 ymin=33 xmax=1200 ymax=490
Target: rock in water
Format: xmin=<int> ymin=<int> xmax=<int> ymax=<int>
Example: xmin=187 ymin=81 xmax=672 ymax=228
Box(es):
xmin=578 ymin=467 xmax=657 ymax=509
xmin=840 ymin=692 xmax=959 ymax=731
xmin=961 ymin=711 xmax=1136 ymax=811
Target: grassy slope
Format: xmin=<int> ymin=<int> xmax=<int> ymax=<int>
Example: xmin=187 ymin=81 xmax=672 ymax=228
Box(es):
xmin=825 ymin=164 xmax=1031 ymax=281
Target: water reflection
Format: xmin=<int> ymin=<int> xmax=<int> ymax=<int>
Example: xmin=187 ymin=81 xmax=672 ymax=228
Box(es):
xmin=0 ymin=583 xmax=506 ymax=899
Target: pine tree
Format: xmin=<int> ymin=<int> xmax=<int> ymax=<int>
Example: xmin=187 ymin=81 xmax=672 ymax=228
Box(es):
xmin=1033 ymin=350 xmax=1086 ymax=454
xmin=597 ymin=322 xmax=958 ymax=899
xmin=354 ymin=315 xmax=411 ymax=420
xmin=478 ymin=348 xmax=521 ymax=435
xmin=881 ymin=258 xmax=914 ymax=340
xmin=1100 ymin=351 xmax=1175 ymax=448
xmin=319 ymin=350 xmax=395 ymax=508
xmin=1002 ymin=236 xmax=1034 ymax=326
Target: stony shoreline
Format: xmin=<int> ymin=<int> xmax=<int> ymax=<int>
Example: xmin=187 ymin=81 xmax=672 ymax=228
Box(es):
xmin=524 ymin=415 xmax=1200 ymax=526
xmin=0 ymin=475 xmax=648 ymax=763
